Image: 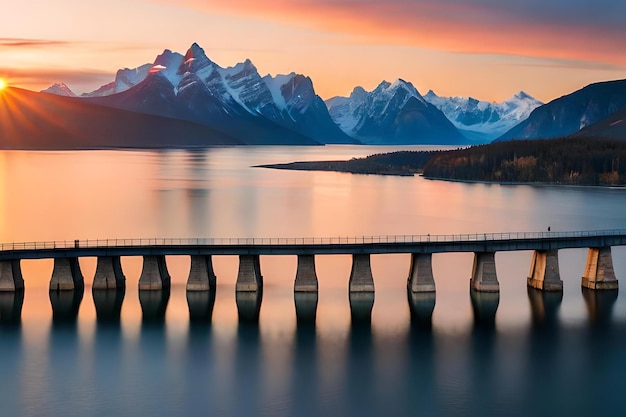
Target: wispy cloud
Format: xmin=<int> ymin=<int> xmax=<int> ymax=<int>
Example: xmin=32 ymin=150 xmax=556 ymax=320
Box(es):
xmin=151 ymin=0 xmax=626 ymax=65
xmin=0 ymin=38 xmax=74 ymax=48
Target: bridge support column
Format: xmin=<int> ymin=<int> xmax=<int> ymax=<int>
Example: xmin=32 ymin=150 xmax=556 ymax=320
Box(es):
xmin=294 ymin=255 xmax=318 ymax=292
xmin=50 ymin=258 xmax=84 ymax=291
xmin=407 ymin=253 xmax=435 ymax=293
xmin=186 ymin=255 xmax=217 ymax=291
xmin=92 ymin=256 xmax=126 ymax=290
xmin=527 ymin=250 xmax=563 ymax=291
xmin=0 ymin=260 xmax=24 ymax=291
xmin=349 ymin=254 xmax=375 ymax=292
xmin=138 ymin=255 xmax=171 ymax=290
xmin=469 ymin=252 xmax=499 ymax=292
xmin=236 ymin=255 xmax=263 ymax=292
xmin=582 ymin=247 xmax=618 ymax=290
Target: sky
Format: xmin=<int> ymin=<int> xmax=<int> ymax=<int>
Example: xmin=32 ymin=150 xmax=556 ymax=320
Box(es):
xmin=1 ymin=0 xmax=625 ymax=102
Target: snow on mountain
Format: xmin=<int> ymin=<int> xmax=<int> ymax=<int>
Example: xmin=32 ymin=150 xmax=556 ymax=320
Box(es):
xmin=41 ymin=82 xmax=76 ymax=97
xmin=73 ymin=43 xmax=355 ymax=144
xmin=423 ymin=90 xmax=543 ymax=142
xmin=326 ymin=79 xmax=466 ymax=145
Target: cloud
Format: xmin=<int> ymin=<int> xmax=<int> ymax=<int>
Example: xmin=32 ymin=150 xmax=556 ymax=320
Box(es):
xmin=151 ymin=0 xmax=626 ymax=65
xmin=0 ymin=38 xmax=74 ymax=48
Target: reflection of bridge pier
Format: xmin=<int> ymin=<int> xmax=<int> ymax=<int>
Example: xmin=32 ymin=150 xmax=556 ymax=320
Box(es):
xmin=187 ymin=289 xmax=216 ymax=323
xmin=0 ymin=290 xmax=24 ymax=324
xmin=408 ymin=290 xmax=436 ymax=329
xmin=50 ymin=288 xmax=84 ymax=324
xmin=527 ymin=287 xmax=563 ymax=328
xmin=93 ymin=288 xmax=125 ymax=324
xmin=139 ymin=289 xmax=170 ymax=323
xmin=470 ymin=289 xmax=500 ymax=328
xmin=581 ymin=287 xmax=618 ymax=327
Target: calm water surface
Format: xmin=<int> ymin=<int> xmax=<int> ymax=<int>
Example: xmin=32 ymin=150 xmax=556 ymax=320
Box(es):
xmin=1 ymin=146 xmax=626 ymax=417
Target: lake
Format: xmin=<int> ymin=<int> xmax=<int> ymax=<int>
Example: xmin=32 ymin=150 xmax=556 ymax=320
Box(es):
xmin=1 ymin=146 xmax=625 ymax=417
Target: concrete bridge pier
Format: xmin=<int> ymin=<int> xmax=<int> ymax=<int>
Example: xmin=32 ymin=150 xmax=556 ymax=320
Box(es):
xmin=294 ymin=255 xmax=318 ymax=292
xmin=50 ymin=258 xmax=84 ymax=291
xmin=407 ymin=253 xmax=436 ymax=293
xmin=581 ymin=247 xmax=619 ymax=290
xmin=138 ymin=255 xmax=171 ymax=290
xmin=349 ymin=254 xmax=375 ymax=292
xmin=186 ymin=255 xmax=217 ymax=291
xmin=527 ymin=250 xmax=562 ymax=291
xmin=236 ymin=255 xmax=263 ymax=292
xmin=0 ymin=260 xmax=24 ymax=291
xmin=92 ymin=256 xmax=126 ymax=290
xmin=469 ymin=252 xmax=499 ymax=292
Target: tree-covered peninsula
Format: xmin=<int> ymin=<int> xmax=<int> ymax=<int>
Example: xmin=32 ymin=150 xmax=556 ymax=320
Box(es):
xmin=422 ymin=138 xmax=626 ymax=186
xmin=259 ymin=138 xmax=626 ymax=186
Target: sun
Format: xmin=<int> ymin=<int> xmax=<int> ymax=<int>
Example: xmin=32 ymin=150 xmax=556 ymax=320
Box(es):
xmin=0 ymin=78 xmax=6 ymax=90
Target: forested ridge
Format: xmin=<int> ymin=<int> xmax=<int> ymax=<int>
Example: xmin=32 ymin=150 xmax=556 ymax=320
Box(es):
xmin=422 ymin=138 xmax=626 ymax=186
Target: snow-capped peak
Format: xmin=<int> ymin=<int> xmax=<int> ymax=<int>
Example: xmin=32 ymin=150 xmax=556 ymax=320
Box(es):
xmin=423 ymin=90 xmax=543 ymax=142
xmin=41 ymin=82 xmax=76 ymax=97
xmin=373 ymin=79 xmax=426 ymax=105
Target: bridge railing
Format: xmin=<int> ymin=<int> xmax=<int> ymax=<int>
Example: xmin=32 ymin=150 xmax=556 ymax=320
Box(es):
xmin=1 ymin=229 xmax=626 ymax=252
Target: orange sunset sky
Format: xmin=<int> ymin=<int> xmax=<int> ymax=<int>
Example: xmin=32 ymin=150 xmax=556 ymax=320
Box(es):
xmin=1 ymin=0 xmax=625 ymax=102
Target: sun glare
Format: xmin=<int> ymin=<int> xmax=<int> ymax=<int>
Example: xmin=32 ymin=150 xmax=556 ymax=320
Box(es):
xmin=0 ymin=79 xmax=6 ymax=90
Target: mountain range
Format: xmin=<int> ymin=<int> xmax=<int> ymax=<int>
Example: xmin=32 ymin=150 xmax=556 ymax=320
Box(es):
xmin=325 ymin=80 xmax=466 ymax=145
xmin=28 ymin=43 xmax=626 ymax=148
xmin=423 ymin=90 xmax=543 ymax=142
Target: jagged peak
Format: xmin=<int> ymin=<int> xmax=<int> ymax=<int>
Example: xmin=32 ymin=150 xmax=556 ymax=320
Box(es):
xmin=222 ymin=58 xmax=258 ymax=78
xmin=179 ymin=43 xmax=215 ymax=74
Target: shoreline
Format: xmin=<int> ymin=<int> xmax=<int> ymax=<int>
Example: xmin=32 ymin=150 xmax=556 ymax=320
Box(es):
xmin=422 ymin=175 xmax=626 ymax=189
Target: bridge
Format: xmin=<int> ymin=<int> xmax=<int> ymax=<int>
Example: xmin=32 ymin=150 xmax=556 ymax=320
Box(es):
xmin=0 ymin=230 xmax=622 ymax=296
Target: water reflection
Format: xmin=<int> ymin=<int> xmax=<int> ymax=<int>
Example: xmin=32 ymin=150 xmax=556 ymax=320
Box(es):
xmin=527 ymin=287 xmax=563 ymax=329
xmin=407 ymin=290 xmax=435 ymax=329
xmin=581 ymin=287 xmax=618 ymax=328
xmin=139 ymin=289 xmax=170 ymax=324
xmin=186 ymin=289 xmax=216 ymax=324
xmin=346 ymin=296 xmax=375 ymax=416
xmin=0 ymin=290 xmax=24 ymax=325
xmin=236 ymin=290 xmax=263 ymax=324
xmin=349 ymin=292 xmax=374 ymax=326
xmin=50 ymin=289 xmax=83 ymax=325
xmin=294 ymin=292 xmax=318 ymax=325
xmin=470 ymin=289 xmax=499 ymax=329
xmin=93 ymin=288 xmax=125 ymax=325
xmin=234 ymin=318 xmax=262 ymax=415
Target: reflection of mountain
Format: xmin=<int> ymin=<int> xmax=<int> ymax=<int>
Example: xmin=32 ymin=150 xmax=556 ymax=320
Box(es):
xmin=0 ymin=87 xmax=240 ymax=149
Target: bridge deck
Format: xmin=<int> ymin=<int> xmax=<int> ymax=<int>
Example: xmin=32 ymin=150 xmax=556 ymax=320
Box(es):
xmin=1 ymin=230 xmax=625 ymax=260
